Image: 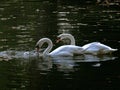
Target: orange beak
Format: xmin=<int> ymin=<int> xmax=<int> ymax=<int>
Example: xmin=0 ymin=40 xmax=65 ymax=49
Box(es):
xmin=56 ymin=37 xmax=62 ymax=43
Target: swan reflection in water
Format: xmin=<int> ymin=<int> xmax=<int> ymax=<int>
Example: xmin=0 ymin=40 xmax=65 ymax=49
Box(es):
xmin=34 ymin=36 xmax=118 ymax=71
xmin=0 ymin=50 xmax=117 ymax=72
xmin=34 ymin=54 xmax=117 ymax=72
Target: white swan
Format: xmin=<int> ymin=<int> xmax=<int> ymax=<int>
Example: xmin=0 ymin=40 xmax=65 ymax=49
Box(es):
xmin=57 ymin=33 xmax=76 ymax=45
xmin=57 ymin=33 xmax=118 ymax=55
xmin=35 ymin=38 xmax=84 ymax=57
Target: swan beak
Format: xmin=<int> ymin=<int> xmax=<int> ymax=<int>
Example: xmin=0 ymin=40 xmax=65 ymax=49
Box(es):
xmin=56 ymin=37 xmax=61 ymax=43
xmin=35 ymin=45 xmax=39 ymax=52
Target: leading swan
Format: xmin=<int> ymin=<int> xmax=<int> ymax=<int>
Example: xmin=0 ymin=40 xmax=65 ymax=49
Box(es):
xmin=35 ymin=38 xmax=84 ymax=57
xmin=57 ymin=33 xmax=118 ymax=55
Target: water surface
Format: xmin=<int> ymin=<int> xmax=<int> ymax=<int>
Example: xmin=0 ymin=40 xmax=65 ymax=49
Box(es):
xmin=0 ymin=0 xmax=120 ymax=90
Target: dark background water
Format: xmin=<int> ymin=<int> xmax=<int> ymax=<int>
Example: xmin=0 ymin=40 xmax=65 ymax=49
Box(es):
xmin=0 ymin=0 xmax=120 ymax=90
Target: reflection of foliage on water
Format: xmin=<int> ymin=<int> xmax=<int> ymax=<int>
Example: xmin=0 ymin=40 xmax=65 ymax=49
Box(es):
xmin=0 ymin=59 xmax=29 ymax=89
xmin=0 ymin=0 xmax=57 ymax=51
xmin=0 ymin=0 xmax=119 ymax=90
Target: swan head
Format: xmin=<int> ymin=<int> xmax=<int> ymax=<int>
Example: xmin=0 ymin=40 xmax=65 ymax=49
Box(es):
xmin=35 ymin=38 xmax=45 ymax=52
xmin=35 ymin=38 xmax=53 ymax=56
xmin=57 ymin=33 xmax=75 ymax=45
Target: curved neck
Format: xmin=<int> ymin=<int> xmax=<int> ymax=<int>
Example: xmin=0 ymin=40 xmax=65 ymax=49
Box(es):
xmin=37 ymin=38 xmax=53 ymax=56
xmin=43 ymin=39 xmax=53 ymax=56
xmin=67 ymin=34 xmax=75 ymax=45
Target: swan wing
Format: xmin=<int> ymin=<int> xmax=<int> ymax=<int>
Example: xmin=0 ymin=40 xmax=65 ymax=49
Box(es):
xmin=50 ymin=45 xmax=83 ymax=56
xmin=82 ymin=42 xmax=117 ymax=54
xmin=82 ymin=42 xmax=100 ymax=49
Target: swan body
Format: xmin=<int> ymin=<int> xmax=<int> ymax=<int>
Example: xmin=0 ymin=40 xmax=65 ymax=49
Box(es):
xmin=82 ymin=42 xmax=117 ymax=55
xmin=35 ymin=38 xmax=84 ymax=57
xmin=57 ymin=33 xmax=117 ymax=55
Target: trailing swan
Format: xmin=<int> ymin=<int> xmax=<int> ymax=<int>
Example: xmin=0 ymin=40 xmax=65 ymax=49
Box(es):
xmin=57 ymin=33 xmax=117 ymax=55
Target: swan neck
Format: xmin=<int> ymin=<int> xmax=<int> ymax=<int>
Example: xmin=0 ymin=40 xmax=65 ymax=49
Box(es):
xmin=43 ymin=39 xmax=53 ymax=56
xmin=68 ymin=35 xmax=75 ymax=45
xmin=36 ymin=38 xmax=53 ymax=56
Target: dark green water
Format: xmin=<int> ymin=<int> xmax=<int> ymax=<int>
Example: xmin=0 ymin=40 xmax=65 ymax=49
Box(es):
xmin=0 ymin=0 xmax=120 ymax=90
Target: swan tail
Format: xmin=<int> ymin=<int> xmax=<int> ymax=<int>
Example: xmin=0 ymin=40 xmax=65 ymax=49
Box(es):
xmin=111 ymin=49 xmax=118 ymax=52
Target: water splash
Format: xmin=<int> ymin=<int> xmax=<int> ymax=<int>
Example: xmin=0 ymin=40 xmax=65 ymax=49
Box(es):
xmin=0 ymin=50 xmax=38 ymax=61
